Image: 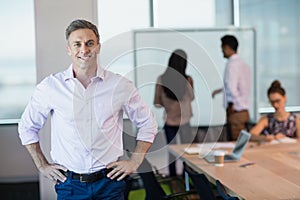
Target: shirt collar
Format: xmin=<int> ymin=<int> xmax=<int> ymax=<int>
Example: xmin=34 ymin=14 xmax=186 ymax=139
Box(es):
xmin=96 ymin=66 xmax=105 ymax=80
xmin=63 ymin=64 xmax=105 ymax=81
xmin=228 ymin=53 xmax=239 ymax=61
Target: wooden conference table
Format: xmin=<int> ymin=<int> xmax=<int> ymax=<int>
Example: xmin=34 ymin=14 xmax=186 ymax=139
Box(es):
xmin=168 ymin=142 xmax=300 ymax=199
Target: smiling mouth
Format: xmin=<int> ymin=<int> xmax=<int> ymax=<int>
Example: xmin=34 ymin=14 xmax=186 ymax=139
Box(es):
xmin=78 ymin=55 xmax=92 ymax=62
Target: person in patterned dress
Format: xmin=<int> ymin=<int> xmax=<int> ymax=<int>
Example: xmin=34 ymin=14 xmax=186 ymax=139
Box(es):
xmin=250 ymin=80 xmax=300 ymax=142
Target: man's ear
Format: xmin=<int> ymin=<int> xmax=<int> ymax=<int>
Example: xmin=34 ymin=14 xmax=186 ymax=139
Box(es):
xmin=67 ymin=45 xmax=71 ymax=56
xmin=95 ymin=43 xmax=101 ymax=54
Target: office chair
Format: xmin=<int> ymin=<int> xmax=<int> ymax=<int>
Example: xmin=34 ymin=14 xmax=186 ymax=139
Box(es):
xmin=183 ymin=162 xmax=217 ymax=200
xmin=216 ymin=180 xmax=239 ymax=200
xmin=126 ymin=151 xmax=198 ymax=200
xmin=183 ymin=162 xmax=239 ymax=200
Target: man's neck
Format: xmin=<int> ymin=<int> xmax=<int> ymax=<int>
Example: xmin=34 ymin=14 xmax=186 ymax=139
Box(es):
xmin=228 ymin=52 xmax=237 ymax=58
xmin=73 ymin=64 xmax=97 ymax=88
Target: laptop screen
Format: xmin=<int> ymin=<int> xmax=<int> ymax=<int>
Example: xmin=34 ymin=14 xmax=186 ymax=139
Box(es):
xmin=231 ymin=130 xmax=251 ymax=158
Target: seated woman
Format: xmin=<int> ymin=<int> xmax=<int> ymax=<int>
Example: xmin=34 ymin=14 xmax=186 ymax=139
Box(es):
xmin=250 ymin=80 xmax=300 ymax=142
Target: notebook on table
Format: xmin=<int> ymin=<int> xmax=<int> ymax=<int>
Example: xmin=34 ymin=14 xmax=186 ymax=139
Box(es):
xmin=204 ymin=130 xmax=251 ymax=163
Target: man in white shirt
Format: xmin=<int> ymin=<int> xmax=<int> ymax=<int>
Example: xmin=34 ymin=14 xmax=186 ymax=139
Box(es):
xmin=18 ymin=19 xmax=158 ymax=199
xmin=212 ymin=35 xmax=251 ymax=140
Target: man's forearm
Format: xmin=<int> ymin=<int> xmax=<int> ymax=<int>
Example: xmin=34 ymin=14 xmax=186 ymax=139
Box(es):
xmin=130 ymin=140 xmax=152 ymax=167
xmin=212 ymin=88 xmax=223 ymax=98
xmin=25 ymin=142 xmax=49 ymax=170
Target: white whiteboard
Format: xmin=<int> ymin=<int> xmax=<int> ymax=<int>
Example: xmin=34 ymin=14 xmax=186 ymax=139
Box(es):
xmin=133 ymin=28 xmax=256 ymax=127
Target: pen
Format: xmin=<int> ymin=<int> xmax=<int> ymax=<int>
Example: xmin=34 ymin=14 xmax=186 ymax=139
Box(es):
xmin=240 ymin=162 xmax=255 ymax=167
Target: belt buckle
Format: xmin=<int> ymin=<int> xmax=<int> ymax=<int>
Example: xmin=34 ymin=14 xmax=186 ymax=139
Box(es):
xmin=79 ymin=175 xmax=87 ymax=183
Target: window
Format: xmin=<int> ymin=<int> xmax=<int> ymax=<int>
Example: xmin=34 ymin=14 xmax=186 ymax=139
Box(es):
xmin=240 ymin=0 xmax=300 ymax=114
xmin=153 ymin=0 xmax=215 ymax=28
xmin=97 ymin=0 xmax=149 ymax=81
xmin=97 ymin=0 xmax=231 ymax=125
xmin=0 ymin=1 xmax=36 ymax=122
xmin=97 ymin=0 xmax=216 ymax=80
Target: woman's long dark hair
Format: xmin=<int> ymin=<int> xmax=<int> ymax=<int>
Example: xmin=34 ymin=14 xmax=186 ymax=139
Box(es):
xmin=161 ymin=49 xmax=188 ymax=101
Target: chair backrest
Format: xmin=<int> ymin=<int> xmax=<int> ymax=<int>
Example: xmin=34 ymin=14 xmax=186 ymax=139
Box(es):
xmin=125 ymin=149 xmax=166 ymax=199
xmin=137 ymin=157 xmax=167 ymax=200
xmin=216 ymin=180 xmax=239 ymax=200
xmin=183 ymin=162 xmax=216 ymax=200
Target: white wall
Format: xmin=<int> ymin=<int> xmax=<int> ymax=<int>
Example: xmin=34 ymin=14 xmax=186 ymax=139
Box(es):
xmin=34 ymin=0 xmax=98 ymax=199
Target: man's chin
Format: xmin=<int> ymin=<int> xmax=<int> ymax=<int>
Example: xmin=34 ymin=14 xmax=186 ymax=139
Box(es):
xmin=73 ymin=62 xmax=88 ymax=69
xmin=74 ymin=59 xmax=96 ymax=69
xmin=76 ymin=61 xmax=92 ymax=69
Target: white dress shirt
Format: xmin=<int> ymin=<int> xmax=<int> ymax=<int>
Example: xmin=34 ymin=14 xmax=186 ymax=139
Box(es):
xmin=18 ymin=65 xmax=158 ymax=173
xmin=223 ymin=54 xmax=251 ymax=111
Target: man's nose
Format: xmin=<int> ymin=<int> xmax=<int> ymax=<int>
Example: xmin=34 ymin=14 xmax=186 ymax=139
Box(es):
xmin=80 ymin=44 xmax=90 ymax=53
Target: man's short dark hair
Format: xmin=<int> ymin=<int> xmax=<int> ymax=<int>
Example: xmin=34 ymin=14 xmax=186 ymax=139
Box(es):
xmin=65 ymin=19 xmax=100 ymax=42
xmin=221 ymin=35 xmax=238 ymax=51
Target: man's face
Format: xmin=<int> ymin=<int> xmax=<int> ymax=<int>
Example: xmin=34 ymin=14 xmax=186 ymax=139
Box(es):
xmin=67 ymin=28 xmax=100 ymax=70
xmin=221 ymin=44 xmax=231 ymax=58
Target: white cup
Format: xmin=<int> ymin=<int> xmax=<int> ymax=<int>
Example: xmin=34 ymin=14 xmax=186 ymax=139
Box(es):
xmin=214 ymin=150 xmax=225 ymax=167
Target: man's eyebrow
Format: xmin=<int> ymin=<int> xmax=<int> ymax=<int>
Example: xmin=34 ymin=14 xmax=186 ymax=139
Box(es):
xmin=86 ymin=39 xmax=95 ymax=43
xmin=70 ymin=39 xmax=96 ymax=45
xmin=71 ymin=41 xmax=81 ymax=45
xmin=72 ymin=39 xmax=95 ymax=43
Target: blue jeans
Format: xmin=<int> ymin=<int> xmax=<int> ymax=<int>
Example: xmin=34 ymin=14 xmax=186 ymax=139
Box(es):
xmin=55 ymin=171 xmax=126 ymax=200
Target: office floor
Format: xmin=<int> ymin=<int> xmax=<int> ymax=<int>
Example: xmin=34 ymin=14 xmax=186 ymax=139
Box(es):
xmin=0 ymin=181 xmax=39 ymax=200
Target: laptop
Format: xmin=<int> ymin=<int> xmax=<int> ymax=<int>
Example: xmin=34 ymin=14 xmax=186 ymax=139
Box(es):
xmin=204 ymin=130 xmax=251 ymax=163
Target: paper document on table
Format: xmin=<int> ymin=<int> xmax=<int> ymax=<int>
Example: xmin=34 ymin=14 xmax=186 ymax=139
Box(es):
xmin=197 ymin=142 xmax=235 ymax=149
xmin=184 ymin=147 xmax=200 ymax=154
xmin=184 ymin=142 xmax=236 ymax=154
xmin=270 ymin=137 xmax=297 ymax=144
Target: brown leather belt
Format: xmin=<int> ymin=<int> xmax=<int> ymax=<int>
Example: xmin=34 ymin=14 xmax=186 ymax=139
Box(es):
xmin=61 ymin=168 xmax=112 ymax=183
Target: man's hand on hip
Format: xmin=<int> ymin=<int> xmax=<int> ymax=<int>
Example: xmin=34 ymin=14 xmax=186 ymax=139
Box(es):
xmin=39 ymin=163 xmax=68 ymax=184
xmin=106 ymin=159 xmax=139 ymax=181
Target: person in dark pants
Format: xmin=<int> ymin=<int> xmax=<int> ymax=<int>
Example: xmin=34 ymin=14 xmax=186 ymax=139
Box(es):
xmin=18 ymin=19 xmax=158 ymax=200
xmin=212 ymin=35 xmax=251 ymax=141
xmin=154 ymin=49 xmax=195 ymax=176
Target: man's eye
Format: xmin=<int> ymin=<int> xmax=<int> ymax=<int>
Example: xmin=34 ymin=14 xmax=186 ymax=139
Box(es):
xmin=74 ymin=43 xmax=81 ymax=47
xmin=87 ymin=42 xmax=94 ymax=47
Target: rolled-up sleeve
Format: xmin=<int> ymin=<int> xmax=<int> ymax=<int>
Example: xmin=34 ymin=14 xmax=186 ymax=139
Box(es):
xmin=123 ymin=82 xmax=158 ymax=143
xmin=18 ymin=78 xmax=51 ymax=145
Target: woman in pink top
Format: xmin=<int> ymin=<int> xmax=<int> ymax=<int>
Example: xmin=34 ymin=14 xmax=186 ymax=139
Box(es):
xmin=154 ymin=49 xmax=195 ymax=176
